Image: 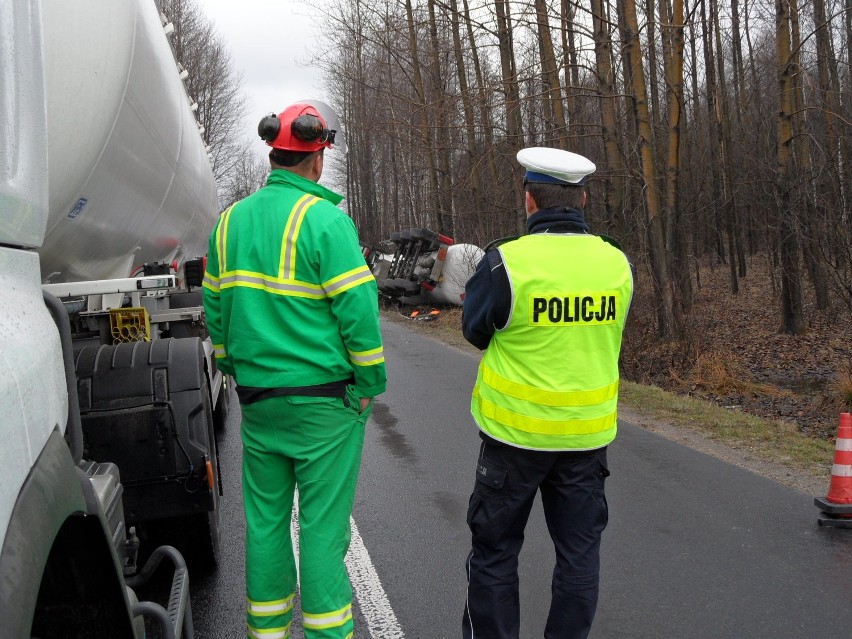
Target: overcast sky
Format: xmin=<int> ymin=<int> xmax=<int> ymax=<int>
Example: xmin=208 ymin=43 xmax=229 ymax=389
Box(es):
xmin=200 ymin=0 xmax=331 ymax=159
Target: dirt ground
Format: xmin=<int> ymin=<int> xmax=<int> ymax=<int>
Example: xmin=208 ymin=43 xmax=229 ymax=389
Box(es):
xmin=620 ymin=254 xmax=852 ymax=440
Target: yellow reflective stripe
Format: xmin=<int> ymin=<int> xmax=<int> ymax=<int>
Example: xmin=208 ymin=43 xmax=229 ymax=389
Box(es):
xmin=213 ymin=344 xmax=226 ymax=359
xmin=323 ymin=265 xmax=375 ymax=297
xmin=476 ymin=393 xmax=617 ymax=435
xmin=279 ymin=195 xmax=320 ymax=280
xmin=217 ymin=204 xmax=236 ymax=273
xmin=247 ymin=595 xmax=294 ymax=617
xmin=247 ymin=622 xmax=291 ymax=638
xmin=218 ymin=270 xmax=326 ymax=299
xmin=348 ymin=346 xmax=385 ymax=366
xmin=302 ymin=604 xmax=352 ymax=630
xmin=482 ymin=365 xmax=618 ymax=407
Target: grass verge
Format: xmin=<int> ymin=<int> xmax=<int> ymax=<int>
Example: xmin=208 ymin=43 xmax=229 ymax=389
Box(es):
xmin=620 ymin=380 xmax=835 ymax=476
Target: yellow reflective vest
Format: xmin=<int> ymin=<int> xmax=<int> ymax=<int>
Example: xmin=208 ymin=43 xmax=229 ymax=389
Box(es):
xmin=471 ymin=233 xmax=633 ymax=450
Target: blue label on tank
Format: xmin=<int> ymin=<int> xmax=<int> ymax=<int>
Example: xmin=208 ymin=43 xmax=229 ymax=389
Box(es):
xmin=67 ymin=197 xmax=88 ymax=219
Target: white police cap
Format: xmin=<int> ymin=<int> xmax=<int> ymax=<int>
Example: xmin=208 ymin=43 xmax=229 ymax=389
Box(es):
xmin=517 ymin=147 xmax=596 ymax=185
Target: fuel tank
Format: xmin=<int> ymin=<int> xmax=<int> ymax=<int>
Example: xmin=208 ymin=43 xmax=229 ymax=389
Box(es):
xmin=39 ymin=0 xmax=218 ymax=283
xmin=424 ymin=243 xmax=484 ymax=306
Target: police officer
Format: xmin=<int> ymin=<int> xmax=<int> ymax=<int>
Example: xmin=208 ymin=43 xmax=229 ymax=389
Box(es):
xmin=462 ymin=147 xmax=633 ymax=639
xmin=203 ymin=101 xmax=386 ymax=639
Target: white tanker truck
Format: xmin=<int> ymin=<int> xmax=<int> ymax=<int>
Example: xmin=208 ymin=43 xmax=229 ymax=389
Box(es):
xmin=1 ymin=0 xmax=225 ymax=635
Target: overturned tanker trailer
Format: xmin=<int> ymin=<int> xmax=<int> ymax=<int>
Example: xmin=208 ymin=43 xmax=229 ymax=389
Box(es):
xmin=365 ymin=229 xmax=484 ymax=307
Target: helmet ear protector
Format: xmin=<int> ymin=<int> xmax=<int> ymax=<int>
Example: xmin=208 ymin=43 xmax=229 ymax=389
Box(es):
xmin=258 ymin=113 xmax=281 ymax=143
xmin=258 ymin=112 xmax=336 ymax=147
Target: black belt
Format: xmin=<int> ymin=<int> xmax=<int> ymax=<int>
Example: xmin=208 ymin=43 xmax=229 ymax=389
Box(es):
xmin=236 ymin=377 xmax=353 ymax=406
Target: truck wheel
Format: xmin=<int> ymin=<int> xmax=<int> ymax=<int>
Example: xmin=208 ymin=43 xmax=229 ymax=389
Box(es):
xmin=167 ymin=372 xmax=221 ymax=572
xmin=213 ymin=376 xmax=231 ymax=433
xmin=185 ymin=505 xmax=220 ymax=571
xmin=190 ymin=376 xmax=222 ymax=570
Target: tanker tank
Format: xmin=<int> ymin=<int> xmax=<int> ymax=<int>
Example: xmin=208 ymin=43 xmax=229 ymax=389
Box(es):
xmin=39 ymin=0 xmax=219 ymax=283
xmin=421 ymin=243 xmax=483 ymax=306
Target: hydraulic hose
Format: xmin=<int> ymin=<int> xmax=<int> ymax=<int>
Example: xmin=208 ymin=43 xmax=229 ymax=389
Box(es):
xmin=43 ymin=290 xmax=84 ymax=464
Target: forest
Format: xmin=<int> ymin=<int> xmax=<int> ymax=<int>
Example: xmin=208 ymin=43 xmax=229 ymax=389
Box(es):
xmin=313 ymin=0 xmax=852 ymax=342
xmin=156 ymin=0 xmax=852 ymax=434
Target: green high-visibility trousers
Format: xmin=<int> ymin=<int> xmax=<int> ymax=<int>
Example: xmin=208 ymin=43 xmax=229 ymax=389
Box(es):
xmin=241 ymin=388 xmax=370 ymax=639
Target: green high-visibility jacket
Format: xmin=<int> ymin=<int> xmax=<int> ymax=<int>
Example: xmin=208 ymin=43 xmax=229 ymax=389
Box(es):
xmin=202 ymin=169 xmax=386 ymax=399
xmin=471 ymin=233 xmax=633 ymax=450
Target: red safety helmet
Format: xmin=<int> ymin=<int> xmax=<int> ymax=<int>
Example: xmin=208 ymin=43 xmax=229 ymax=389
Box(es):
xmin=258 ymin=103 xmax=336 ymax=152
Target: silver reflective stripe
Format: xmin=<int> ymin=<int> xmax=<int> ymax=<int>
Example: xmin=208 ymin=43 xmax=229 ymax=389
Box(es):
xmin=324 ymin=267 xmax=373 ymax=296
xmin=247 ymin=596 xmax=294 ymax=616
xmin=302 ymin=604 xmax=352 ymax=628
xmin=213 ymin=344 xmax=226 ymax=358
xmin=280 ymin=195 xmax=319 ymax=280
xmin=202 ymin=273 xmax=220 ymax=290
xmin=219 ymin=273 xmax=324 ymax=297
xmin=836 ymin=438 xmax=852 ymax=452
xmin=349 ymin=350 xmax=384 ymax=365
xmin=247 ymin=625 xmax=290 ymax=639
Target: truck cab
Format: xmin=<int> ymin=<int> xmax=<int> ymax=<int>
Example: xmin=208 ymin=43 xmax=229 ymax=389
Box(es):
xmin=1 ymin=1 xmax=219 ymax=635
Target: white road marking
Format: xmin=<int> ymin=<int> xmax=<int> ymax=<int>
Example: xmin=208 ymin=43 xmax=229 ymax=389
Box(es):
xmin=346 ymin=516 xmax=405 ymax=638
xmin=291 ymin=495 xmax=405 ymax=638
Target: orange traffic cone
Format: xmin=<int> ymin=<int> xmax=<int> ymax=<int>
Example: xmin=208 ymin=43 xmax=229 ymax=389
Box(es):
xmin=815 ymin=413 xmax=852 ymax=528
xmin=826 ymin=413 xmax=852 ymax=503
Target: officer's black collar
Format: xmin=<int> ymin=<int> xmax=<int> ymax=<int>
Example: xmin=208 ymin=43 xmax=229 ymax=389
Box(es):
xmin=527 ymin=207 xmax=589 ymax=235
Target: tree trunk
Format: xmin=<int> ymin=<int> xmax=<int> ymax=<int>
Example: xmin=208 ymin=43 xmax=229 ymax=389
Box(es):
xmin=461 ymin=0 xmax=502 ymax=233
xmin=620 ymin=0 xmax=677 ymax=337
xmin=712 ymin=0 xmax=745 ymax=289
xmin=404 ymin=0 xmax=442 ymax=231
xmin=685 ymin=0 xmax=709 ymax=260
xmin=448 ymin=0 xmax=482 ymax=223
xmin=533 ymin=0 xmax=566 ymax=147
xmin=590 ymin=0 xmax=625 ymax=226
xmin=700 ymin=0 xmax=729 ymax=273
xmin=813 ymin=0 xmax=846 ymax=236
xmin=427 ymin=0 xmax=454 ymax=237
xmin=660 ymin=0 xmax=692 ymax=312
xmin=560 ymin=0 xmax=580 ymax=141
xmin=494 ymin=0 xmax=525 ymax=232
xmin=775 ymin=0 xmax=804 ymax=334
xmin=644 ymin=0 xmax=663 ymax=168
xmin=789 ymin=0 xmax=829 ymax=309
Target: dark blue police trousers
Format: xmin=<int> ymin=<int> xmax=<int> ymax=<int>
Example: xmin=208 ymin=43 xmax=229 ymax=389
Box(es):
xmin=463 ymin=435 xmax=610 ymax=639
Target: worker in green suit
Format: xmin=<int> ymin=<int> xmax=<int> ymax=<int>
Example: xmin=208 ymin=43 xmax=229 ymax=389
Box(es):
xmin=203 ymin=101 xmax=386 ymax=639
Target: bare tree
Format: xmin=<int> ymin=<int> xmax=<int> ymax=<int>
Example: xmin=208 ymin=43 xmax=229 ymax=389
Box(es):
xmin=775 ymin=0 xmax=804 ymax=334
xmin=155 ymin=0 xmax=246 ymax=194
xmin=620 ymin=0 xmax=677 ymax=337
xmin=220 ymin=144 xmax=269 ymax=205
xmin=311 ymin=0 xmax=852 ymax=335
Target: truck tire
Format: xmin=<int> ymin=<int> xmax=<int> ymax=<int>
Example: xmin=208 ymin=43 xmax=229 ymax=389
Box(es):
xmin=76 ymin=338 xmax=221 ymax=571
xmin=213 ymin=375 xmax=231 ymax=433
xmin=179 ymin=373 xmax=221 ymax=571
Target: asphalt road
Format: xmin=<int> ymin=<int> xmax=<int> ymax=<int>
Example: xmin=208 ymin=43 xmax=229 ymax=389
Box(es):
xmin=187 ymin=319 xmax=852 ymax=638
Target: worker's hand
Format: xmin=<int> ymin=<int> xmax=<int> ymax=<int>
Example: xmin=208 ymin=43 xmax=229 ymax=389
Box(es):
xmin=359 ymin=397 xmax=372 ymax=413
